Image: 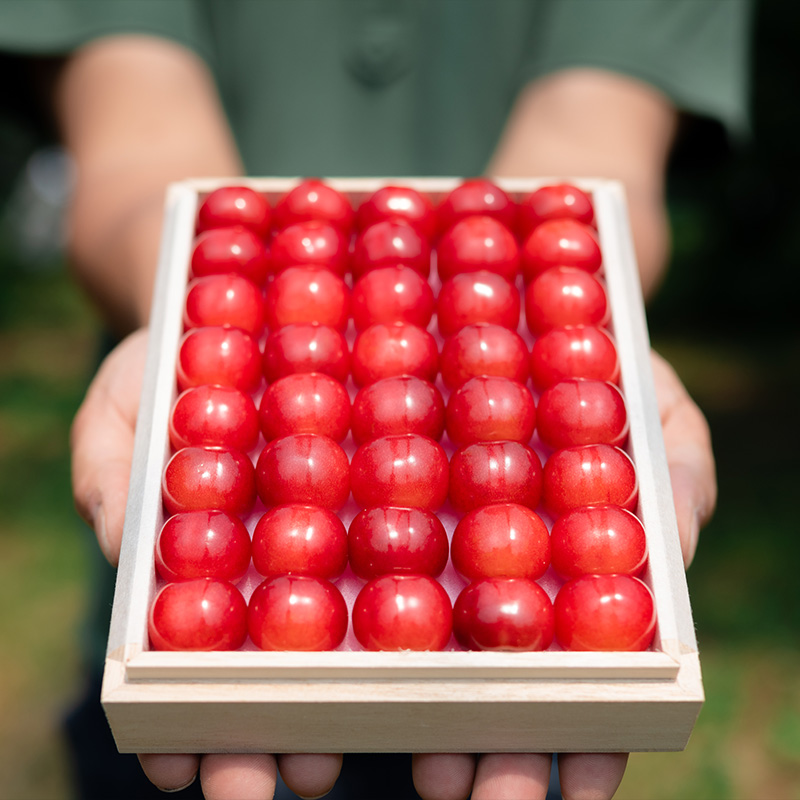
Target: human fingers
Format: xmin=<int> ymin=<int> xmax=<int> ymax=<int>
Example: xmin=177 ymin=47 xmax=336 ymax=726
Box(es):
xmin=70 ymin=328 xmax=148 ymax=566
xmin=650 ymin=350 xmax=717 ymax=566
xmin=470 ymin=753 xmax=552 ymax=800
xmin=277 ymin=753 xmax=343 ymax=799
xmin=558 ymin=752 xmax=628 ymax=800
xmin=137 ymin=753 xmax=200 ymax=793
xmin=411 ymin=753 xmax=476 ymax=800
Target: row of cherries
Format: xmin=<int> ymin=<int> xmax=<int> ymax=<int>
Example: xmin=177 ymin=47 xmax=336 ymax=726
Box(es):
xmin=148 ymin=179 xmax=656 ymax=654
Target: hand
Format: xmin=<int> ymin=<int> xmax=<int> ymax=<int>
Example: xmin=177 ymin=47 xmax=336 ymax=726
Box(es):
xmin=70 ymin=329 xmax=343 ymax=799
xmin=410 ymin=349 xmax=717 ymax=800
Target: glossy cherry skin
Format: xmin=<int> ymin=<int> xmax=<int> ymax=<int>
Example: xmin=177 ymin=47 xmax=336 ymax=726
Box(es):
xmin=437 ymin=270 xmax=520 ymax=337
xmin=269 ymin=220 xmax=349 ymax=276
xmin=170 ymin=384 xmax=260 ymax=453
xmin=453 ymin=578 xmax=554 ymax=651
xmin=272 ymin=178 xmax=354 ymax=234
xmin=351 ymin=375 xmax=444 ymax=445
xmin=351 ymin=265 xmax=435 ymax=332
xmin=449 ymin=441 xmax=543 ymax=513
xmin=536 ymin=379 xmax=628 ymax=450
xmin=348 ymin=506 xmax=449 ymax=580
xmin=542 ymin=444 xmax=638 ymax=517
xmin=176 ymin=326 xmax=262 ymax=394
xmin=196 ymin=186 xmax=271 ymax=240
xmin=149 ymin=578 xmax=248 ymax=651
xmin=155 ymin=510 xmax=252 ymax=584
xmin=521 ymin=219 xmax=602 ymax=282
xmin=248 ymin=575 xmax=348 ymax=651
xmin=529 ymin=325 xmax=619 ymax=391
xmin=351 ymin=220 xmax=431 ymax=280
xmin=524 ymin=267 xmax=609 ymax=335
xmin=191 ymin=226 xmax=270 ymax=287
xmin=183 ymin=273 xmax=266 ymax=336
xmin=437 ymin=178 xmax=517 ymax=236
xmin=162 ymin=446 xmax=256 ymax=517
xmin=517 ymin=183 xmax=594 ymax=238
xmin=262 ymin=323 xmax=350 ymax=384
xmin=353 ymin=574 xmax=453 ymax=651
xmin=255 ymin=433 xmax=350 ymax=511
xmin=550 ymin=505 xmax=648 ymax=580
xmin=440 ymin=323 xmax=528 ymax=390
xmin=436 ymin=215 xmax=520 ymax=283
xmin=350 ymin=434 xmax=449 ymax=511
xmin=450 ymin=503 xmax=550 ymax=581
xmin=258 ymin=372 xmax=350 ymax=442
xmin=351 ymin=322 xmax=438 ymax=387
xmin=252 ymin=504 xmax=348 ymax=579
xmin=445 ymin=376 xmax=535 ymax=447
xmin=554 ymin=574 xmax=656 ymax=651
xmin=264 ymin=265 xmax=350 ymax=330
xmin=357 ymin=185 xmax=437 ymax=240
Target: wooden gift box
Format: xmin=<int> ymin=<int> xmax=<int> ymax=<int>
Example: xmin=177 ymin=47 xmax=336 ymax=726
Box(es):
xmin=102 ymin=177 xmax=703 ymax=754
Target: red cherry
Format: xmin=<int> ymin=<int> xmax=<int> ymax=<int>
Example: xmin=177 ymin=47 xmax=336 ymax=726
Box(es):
xmin=162 ymin=446 xmax=256 ymax=517
xmin=518 ymin=183 xmax=594 ymax=238
xmin=191 ymin=227 xmax=270 ymax=286
xmin=262 ymin=323 xmax=349 ymax=383
xmin=264 ymin=265 xmax=350 ymax=330
xmin=521 ymin=219 xmax=602 ymax=282
xmin=529 ymin=325 xmax=619 ymax=391
xmin=453 ymin=578 xmax=554 ymax=651
xmin=450 ymin=503 xmax=550 ymax=581
xmin=449 ymin=440 xmax=542 ymax=513
xmin=351 ymin=322 xmax=438 ymax=387
xmin=542 ymin=443 xmax=638 ymax=517
xmin=351 ymin=265 xmax=435 ymax=331
xmin=351 ymin=220 xmax=431 ymax=280
xmin=440 ymin=323 xmax=528 ymax=390
xmin=155 ymin=510 xmax=252 ymax=584
xmin=445 ymin=376 xmax=535 ymax=447
xmin=183 ymin=273 xmax=266 ymax=336
xmin=437 ymin=178 xmax=517 ymax=235
xmin=350 ymin=434 xmax=449 ymax=511
xmin=353 ymin=574 xmax=453 ymax=651
xmin=436 ymin=215 xmax=519 ymax=283
xmin=524 ymin=267 xmax=609 ymax=335
xmin=550 ymin=505 xmax=648 ymax=580
xmin=351 ymin=375 xmax=444 ymax=445
xmin=357 ymin=185 xmax=437 ymax=239
xmin=248 ymin=575 xmax=348 ymax=651
xmin=197 ymin=186 xmax=271 ymax=240
xmin=176 ymin=326 xmax=262 ymax=393
xmin=256 ymin=433 xmax=350 ymax=511
xmin=554 ymin=574 xmax=656 ymax=651
xmin=269 ymin=220 xmax=349 ymax=276
xmin=149 ymin=578 xmax=248 ymax=651
xmin=536 ymin=379 xmax=628 ymax=450
xmin=170 ymin=384 xmax=259 ymax=452
xmin=258 ymin=372 xmax=350 ymax=443
xmin=272 ymin=178 xmax=354 ymax=234
xmin=348 ymin=506 xmax=449 ymax=580
xmin=436 ymin=270 xmax=520 ymax=337
xmin=252 ymin=504 xmax=348 ymax=579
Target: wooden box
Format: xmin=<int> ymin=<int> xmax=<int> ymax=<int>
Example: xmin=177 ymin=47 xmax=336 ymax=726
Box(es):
xmin=102 ymin=178 xmax=703 ymax=754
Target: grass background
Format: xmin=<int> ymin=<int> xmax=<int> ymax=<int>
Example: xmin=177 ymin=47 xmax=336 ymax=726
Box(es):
xmin=1 ymin=2 xmax=799 ymax=797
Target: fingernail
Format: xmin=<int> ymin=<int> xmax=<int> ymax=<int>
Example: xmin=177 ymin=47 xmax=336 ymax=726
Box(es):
xmin=686 ymin=510 xmax=700 ymax=566
xmin=160 ymin=774 xmax=197 ymax=793
xmin=94 ymin=504 xmax=111 ymax=561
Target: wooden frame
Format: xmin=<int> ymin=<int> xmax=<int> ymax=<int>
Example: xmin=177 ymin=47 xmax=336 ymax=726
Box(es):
xmin=102 ymin=178 xmax=703 ymax=754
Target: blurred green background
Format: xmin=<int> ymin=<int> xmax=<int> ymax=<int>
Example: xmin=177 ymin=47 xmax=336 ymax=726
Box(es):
xmin=1 ymin=2 xmax=799 ymax=798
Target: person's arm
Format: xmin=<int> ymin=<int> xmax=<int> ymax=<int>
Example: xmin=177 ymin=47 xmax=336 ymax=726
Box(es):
xmin=61 ymin=35 xmax=342 ymax=799
xmin=411 ymin=68 xmax=716 ymax=800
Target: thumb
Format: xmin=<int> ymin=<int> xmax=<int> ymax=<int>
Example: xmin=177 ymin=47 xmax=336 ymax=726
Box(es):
xmin=71 ymin=328 xmax=149 ymax=566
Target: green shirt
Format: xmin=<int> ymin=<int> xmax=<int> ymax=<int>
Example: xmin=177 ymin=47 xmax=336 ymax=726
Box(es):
xmin=1 ymin=0 xmax=752 ymax=179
